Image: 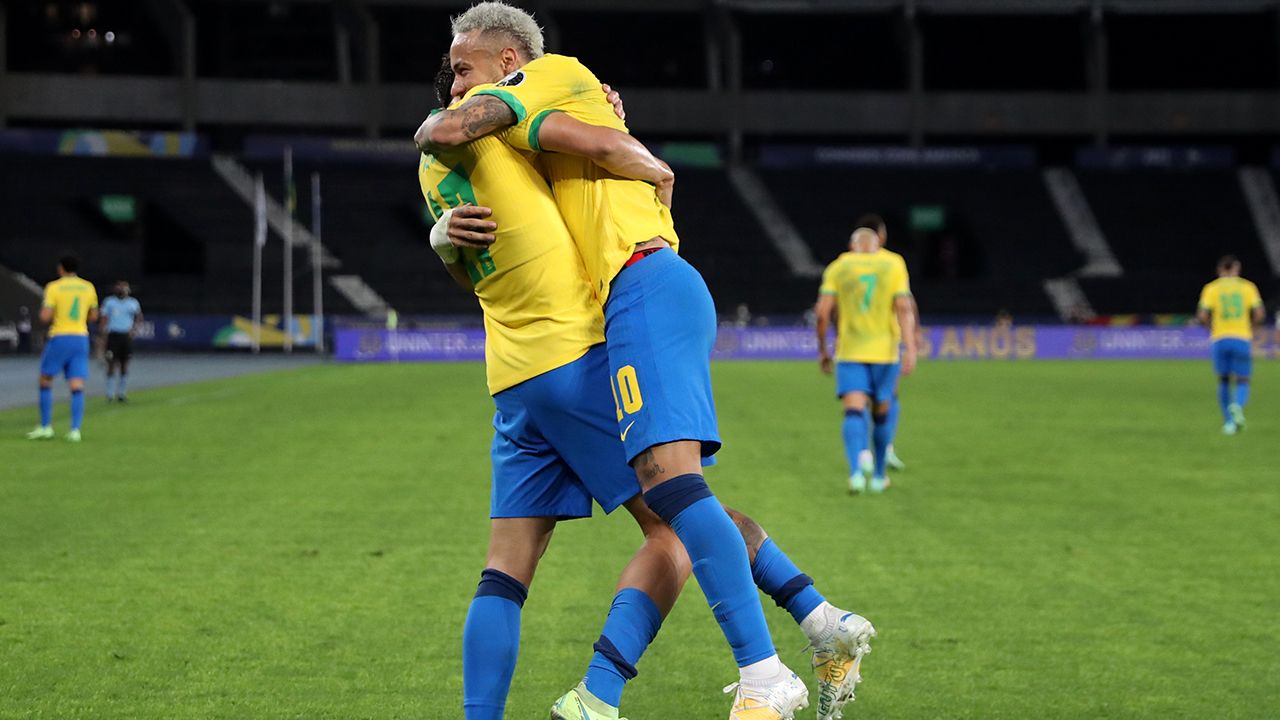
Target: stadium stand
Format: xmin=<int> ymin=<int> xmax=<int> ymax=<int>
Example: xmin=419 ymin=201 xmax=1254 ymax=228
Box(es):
xmin=763 ymin=167 xmax=1083 ymax=317
xmin=1077 ymin=170 xmax=1277 ymax=314
xmin=0 ymin=156 xmax=355 ymax=315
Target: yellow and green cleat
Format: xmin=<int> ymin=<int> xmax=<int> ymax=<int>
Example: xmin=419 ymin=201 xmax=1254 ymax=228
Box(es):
xmin=549 ymin=683 xmax=623 ymax=720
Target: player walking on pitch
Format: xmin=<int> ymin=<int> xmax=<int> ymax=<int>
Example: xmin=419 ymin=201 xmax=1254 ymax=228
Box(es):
xmin=863 ymin=213 xmax=914 ymax=473
xmin=100 ymin=280 xmax=142 ymax=403
xmin=1197 ymin=255 xmax=1264 ymax=434
xmin=27 ymin=254 xmax=98 ymax=442
xmin=417 ymin=4 xmax=874 ymax=718
xmin=816 ymin=225 xmax=918 ymax=494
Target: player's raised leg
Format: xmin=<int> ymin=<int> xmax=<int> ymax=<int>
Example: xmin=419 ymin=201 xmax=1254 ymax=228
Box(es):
xmin=727 ymin=508 xmax=875 ymax=720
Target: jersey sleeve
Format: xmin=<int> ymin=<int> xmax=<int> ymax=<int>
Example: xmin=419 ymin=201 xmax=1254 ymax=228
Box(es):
xmin=890 ymin=257 xmax=911 ymax=297
xmin=41 ymin=284 xmax=55 ymax=309
xmin=101 ymin=297 xmax=114 ymax=320
xmin=468 ymin=58 xmax=579 ymax=151
xmin=1245 ymin=282 xmax=1263 ymax=308
xmin=88 ymin=286 xmax=99 ymax=312
xmin=1197 ymin=284 xmax=1215 ymax=311
xmin=819 ymin=262 xmax=839 ymax=295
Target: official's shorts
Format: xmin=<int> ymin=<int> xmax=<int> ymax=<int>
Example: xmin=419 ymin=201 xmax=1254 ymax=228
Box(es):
xmin=40 ymin=335 xmax=90 ymax=380
xmin=603 ymin=247 xmax=721 ymax=463
xmin=1211 ymin=338 xmax=1252 ymax=377
xmin=105 ymin=332 xmax=133 ymax=362
xmin=489 ymin=344 xmax=640 ymax=520
xmin=836 ymin=361 xmax=900 ymax=405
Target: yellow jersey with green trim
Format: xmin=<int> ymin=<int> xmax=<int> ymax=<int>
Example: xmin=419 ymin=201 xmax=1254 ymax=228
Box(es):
xmin=820 ymin=249 xmax=911 ymax=364
xmin=42 ymin=275 xmax=98 ymax=337
xmin=1198 ymin=276 xmax=1262 ymax=341
xmin=474 ymin=53 xmax=679 ymax=304
xmin=419 ymin=88 xmax=603 ymax=395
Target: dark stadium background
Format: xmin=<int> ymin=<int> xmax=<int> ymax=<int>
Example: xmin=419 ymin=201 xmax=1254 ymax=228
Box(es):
xmin=1 ymin=0 xmax=1279 ymax=349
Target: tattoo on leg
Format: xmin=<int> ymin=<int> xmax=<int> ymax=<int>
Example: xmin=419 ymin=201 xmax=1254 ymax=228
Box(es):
xmin=634 ymin=449 xmax=666 ymax=483
xmin=725 ymin=506 xmax=768 ymax=557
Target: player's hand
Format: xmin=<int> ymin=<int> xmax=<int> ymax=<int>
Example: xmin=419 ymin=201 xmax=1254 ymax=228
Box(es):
xmin=448 ymin=204 xmax=497 ymax=249
xmin=819 ymin=354 xmax=833 ymax=375
xmin=601 ymin=84 xmax=625 ymax=120
xmin=900 ymin=348 xmax=918 ymax=377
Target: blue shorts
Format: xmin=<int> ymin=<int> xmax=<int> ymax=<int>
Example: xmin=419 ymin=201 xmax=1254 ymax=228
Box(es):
xmin=40 ymin=335 xmax=90 ymax=380
xmin=836 ymin=361 xmax=900 ymax=405
xmin=604 ymin=248 xmax=721 ymax=463
xmin=490 ymin=344 xmax=640 ymax=520
xmin=1212 ymin=338 xmax=1252 ymax=378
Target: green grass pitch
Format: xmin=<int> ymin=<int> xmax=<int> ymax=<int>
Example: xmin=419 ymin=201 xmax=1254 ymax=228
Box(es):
xmin=2 ymin=360 xmax=1277 ymax=719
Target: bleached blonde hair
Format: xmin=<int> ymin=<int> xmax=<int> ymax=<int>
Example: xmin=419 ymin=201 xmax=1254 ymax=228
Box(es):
xmin=452 ymin=2 xmax=545 ymax=60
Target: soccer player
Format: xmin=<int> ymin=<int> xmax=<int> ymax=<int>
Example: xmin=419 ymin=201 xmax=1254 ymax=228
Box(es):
xmin=862 ymin=213 xmax=914 ymax=473
xmin=100 ymin=280 xmax=142 ymax=403
xmin=421 ymin=52 xmax=863 ymax=720
xmin=1197 ymin=255 xmax=1265 ymax=434
xmin=26 ymin=254 xmax=98 ymax=442
xmin=815 ymin=226 xmax=918 ymax=494
xmin=417 ymin=6 xmax=875 ymax=719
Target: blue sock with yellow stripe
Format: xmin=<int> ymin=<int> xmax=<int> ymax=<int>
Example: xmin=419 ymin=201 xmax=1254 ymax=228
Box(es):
xmin=462 ymin=569 xmax=527 ymax=720
xmin=583 ymin=588 xmax=663 ymax=707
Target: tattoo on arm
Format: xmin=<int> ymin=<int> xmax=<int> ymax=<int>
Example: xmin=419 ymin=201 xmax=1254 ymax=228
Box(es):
xmin=633 ymin=449 xmax=667 ymax=484
xmin=458 ymin=96 xmax=517 ymax=140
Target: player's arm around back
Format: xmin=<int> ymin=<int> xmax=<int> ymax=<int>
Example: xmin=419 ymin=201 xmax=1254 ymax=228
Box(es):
xmin=414 ymin=95 xmax=517 ymax=154
xmin=535 ymin=113 xmax=675 ymax=207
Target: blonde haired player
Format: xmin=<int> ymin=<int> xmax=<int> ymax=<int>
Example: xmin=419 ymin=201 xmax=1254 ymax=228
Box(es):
xmin=816 ymin=225 xmax=917 ymax=493
xmin=1197 ymin=255 xmax=1265 ymax=434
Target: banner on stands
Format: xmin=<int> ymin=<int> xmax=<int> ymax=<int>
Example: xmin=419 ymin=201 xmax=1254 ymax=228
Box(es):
xmin=0 ymin=129 xmax=207 ymax=158
xmin=1075 ymin=145 xmax=1235 ymax=170
xmin=757 ymin=145 xmax=1037 ymax=170
xmin=336 ymin=325 xmax=1280 ymax=363
xmin=131 ymin=314 xmax=319 ymax=349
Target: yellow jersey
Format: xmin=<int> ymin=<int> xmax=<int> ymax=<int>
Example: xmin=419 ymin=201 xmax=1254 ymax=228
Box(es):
xmin=1198 ymin=276 xmax=1262 ymax=341
xmin=820 ymin=249 xmax=911 ymax=364
xmin=419 ymin=88 xmax=603 ymax=395
xmin=42 ymin=275 xmax=98 ymax=337
xmin=880 ymin=248 xmax=909 ymax=344
xmin=475 ymin=54 xmax=679 ymax=304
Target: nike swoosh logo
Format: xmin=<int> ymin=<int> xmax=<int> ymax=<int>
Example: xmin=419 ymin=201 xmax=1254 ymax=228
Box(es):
xmin=620 ymin=420 xmax=636 ymax=442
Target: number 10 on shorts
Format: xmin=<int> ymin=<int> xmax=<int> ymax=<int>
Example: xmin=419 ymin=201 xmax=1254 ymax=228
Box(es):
xmin=610 ymin=365 xmax=644 ymax=421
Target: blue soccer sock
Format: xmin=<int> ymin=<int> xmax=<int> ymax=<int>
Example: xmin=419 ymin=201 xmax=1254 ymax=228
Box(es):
xmin=118 ymin=374 xmax=128 ymax=397
xmin=1236 ymin=379 xmax=1251 ymax=409
xmin=582 ymin=588 xmax=663 ymax=707
xmin=751 ymin=538 xmax=825 ymax=625
xmin=842 ymin=409 xmax=868 ymax=476
xmin=644 ymin=474 xmax=776 ymax=668
xmin=462 ymin=568 xmax=528 ymax=720
xmin=105 ymin=374 xmax=117 ymax=398
xmin=886 ymin=394 xmax=902 ymax=439
xmin=872 ymin=411 xmax=892 ymax=478
xmin=39 ymin=386 xmax=53 ymax=427
xmin=70 ymin=389 xmax=85 ymax=431
xmin=1218 ymin=377 xmax=1232 ymax=422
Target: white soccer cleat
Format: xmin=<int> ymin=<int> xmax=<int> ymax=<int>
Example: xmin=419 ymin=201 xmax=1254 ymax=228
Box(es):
xmin=724 ymin=667 xmax=809 ymax=720
xmin=809 ymin=610 xmax=876 ymax=720
xmin=26 ymin=425 xmax=54 ymax=440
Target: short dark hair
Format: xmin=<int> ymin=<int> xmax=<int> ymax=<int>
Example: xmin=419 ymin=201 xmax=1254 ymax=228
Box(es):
xmin=434 ymin=54 xmax=454 ymax=108
xmin=59 ymin=253 xmax=80 ymax=273
xmin=1218 ymin=254 xmax=1240 ymax=271
xmin=854 ymin=213 xmax=886 ymax=233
